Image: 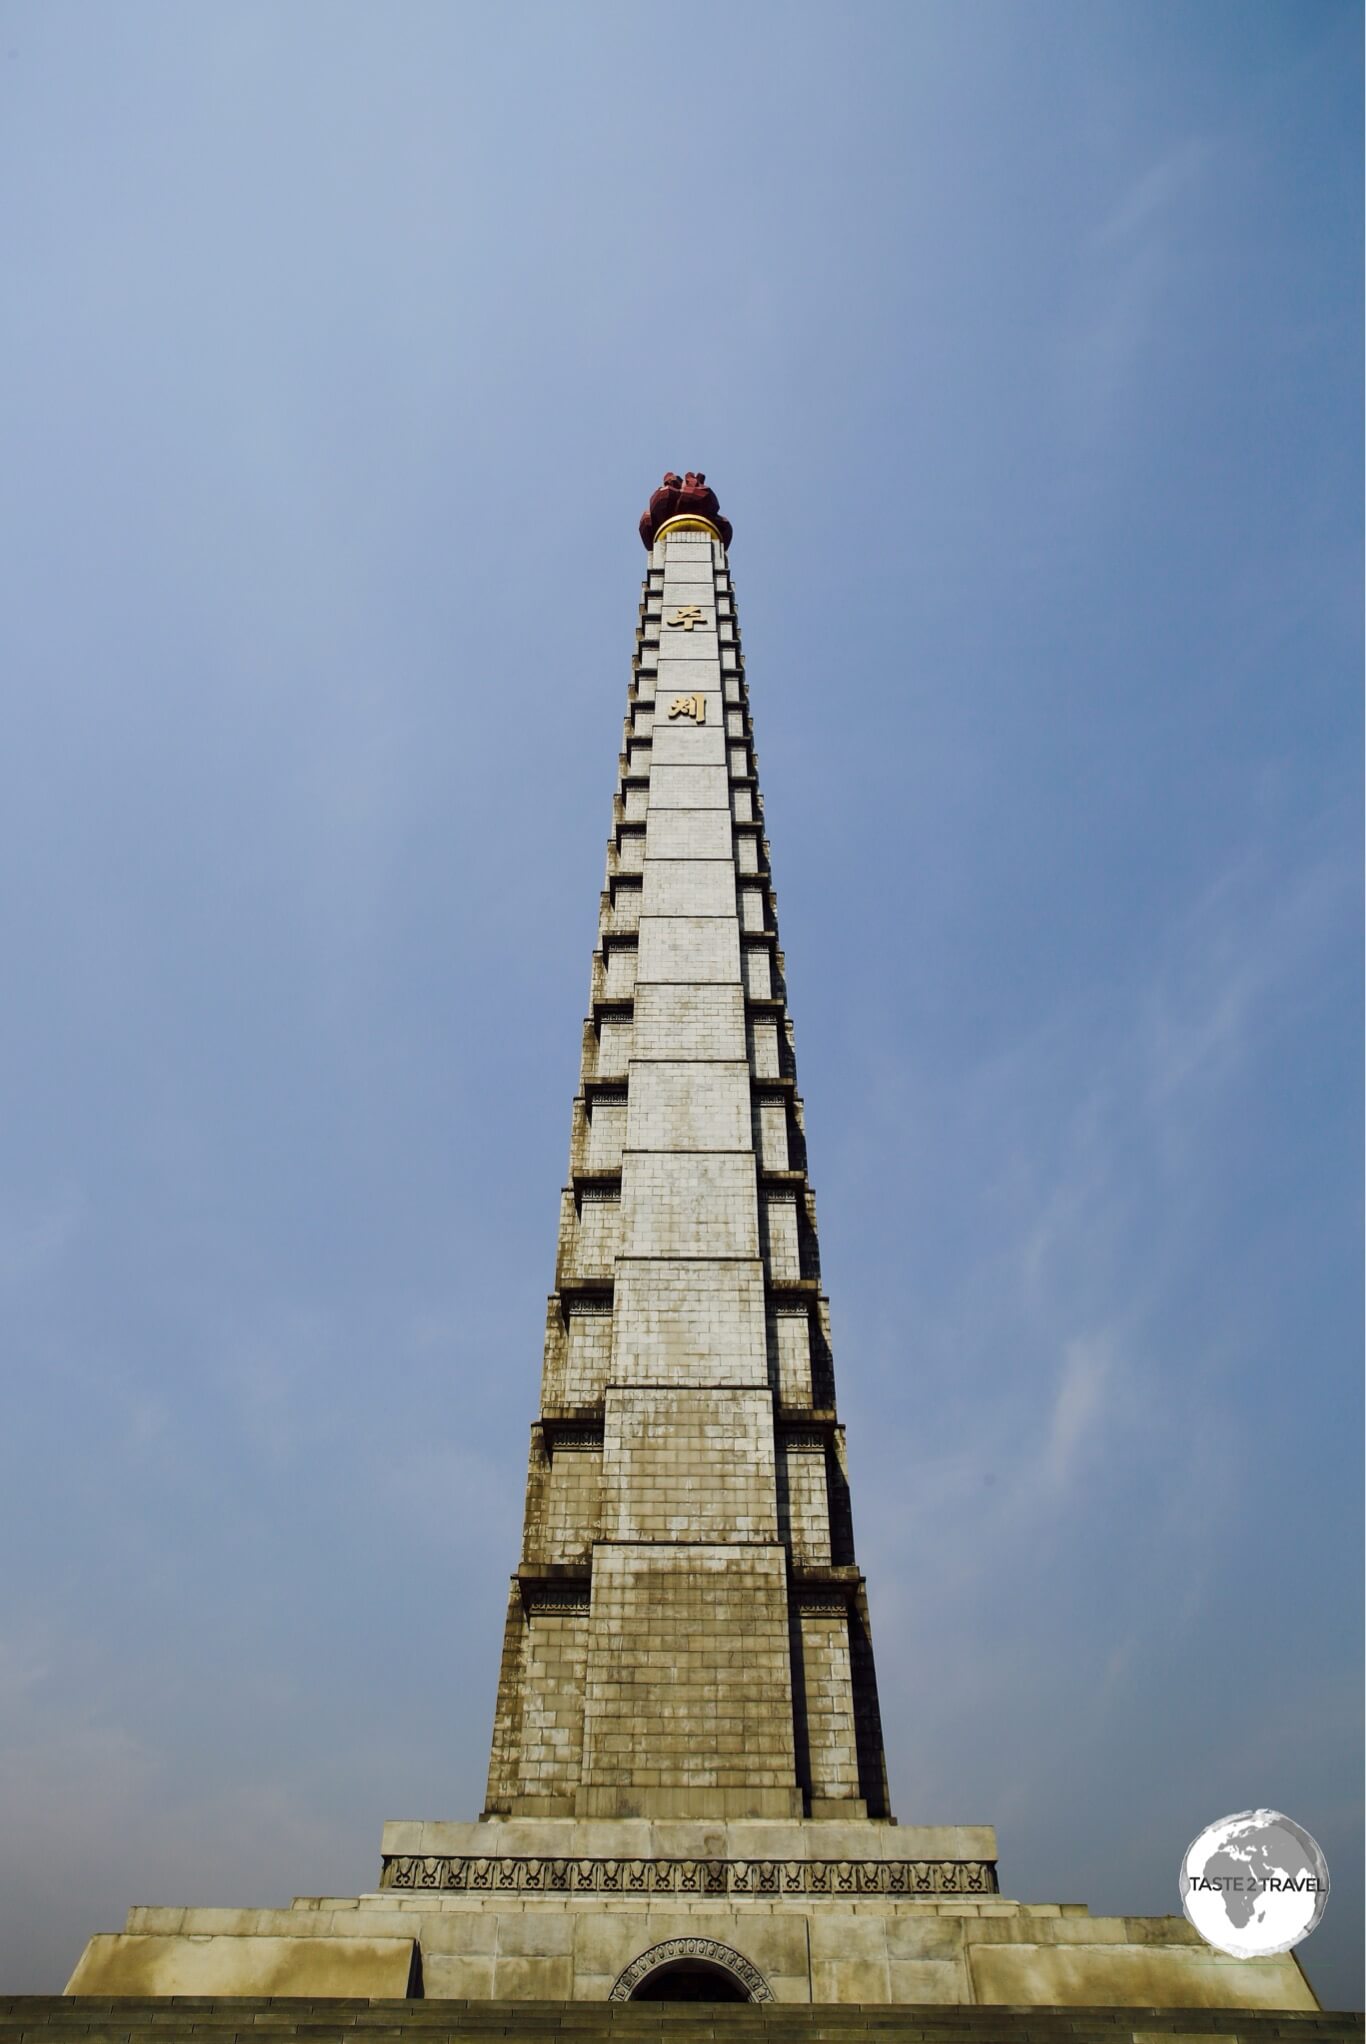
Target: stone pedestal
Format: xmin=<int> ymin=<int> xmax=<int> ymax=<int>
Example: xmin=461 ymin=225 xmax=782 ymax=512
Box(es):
xmin=66 ymin=1817 xmax=1318 ymax=2009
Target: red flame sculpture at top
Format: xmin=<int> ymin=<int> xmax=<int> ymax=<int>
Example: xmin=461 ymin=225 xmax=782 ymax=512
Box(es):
xmin=638 ymin=471 xmax=733 ymax=550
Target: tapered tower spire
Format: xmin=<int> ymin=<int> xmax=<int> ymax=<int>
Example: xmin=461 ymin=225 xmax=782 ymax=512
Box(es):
xmin=484 ymin=478 xmax=890 ymax=1823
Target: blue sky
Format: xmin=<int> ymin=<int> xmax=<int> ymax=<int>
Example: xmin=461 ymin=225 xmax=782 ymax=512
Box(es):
xmin=0 ymin=0 xmax=1360 ymax=2006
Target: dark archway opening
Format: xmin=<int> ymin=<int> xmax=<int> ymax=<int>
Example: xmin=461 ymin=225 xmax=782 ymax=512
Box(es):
xmin=631 ymin=1961 xmax=750 ymax=2002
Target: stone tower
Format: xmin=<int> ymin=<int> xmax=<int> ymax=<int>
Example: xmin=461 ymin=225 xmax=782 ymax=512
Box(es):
xmin=483 ymin=473 xmax=888 ymax=1829
xmin=63 ymin=477 xmax=1323 ymax=2015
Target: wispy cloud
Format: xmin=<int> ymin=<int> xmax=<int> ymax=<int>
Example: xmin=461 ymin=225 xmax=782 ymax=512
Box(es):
xmin=856 ymin=834 xmax=1346 ymax=1655
xmin=1093 ymin=139 xmax=1212 ymax=251
xmin=1140 ymin=850 xmax=1346 ymax=1114
xmin=1043 ymin=1335 xmax=1113 ymax=1493
xmin=1061 ymin=135 xmax=1213 ymax=449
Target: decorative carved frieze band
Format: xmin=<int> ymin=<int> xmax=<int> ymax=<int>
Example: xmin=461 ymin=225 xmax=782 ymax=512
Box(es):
xmin=381 ymin=1854 xmax=998 ymax=1898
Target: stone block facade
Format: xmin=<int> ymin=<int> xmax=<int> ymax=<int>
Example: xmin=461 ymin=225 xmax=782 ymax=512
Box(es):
xmin=485 ymin=528 xmax=890 ymax=1833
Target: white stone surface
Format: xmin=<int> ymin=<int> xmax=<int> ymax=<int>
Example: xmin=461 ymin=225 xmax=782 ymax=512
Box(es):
xmin=626 ymin=1061 xmax=752 ymax=1152
xmin=651 ymin=721 xmax=727 ymax=766
xmin=602 ymin=1388 xmax=777 ymax=1541
xmin=648 ymin=763 xmax=732 ymax=810
xmin=611 ymin=1259 xmax=769 ymax=1385
xmin=637 ymin=915 xmax=742 ymax=984
xmin=633 ymin=983 xmax=747 ymax=1061
xmin=620 ymin=1151 xmax=759 ymax=1258
xmin=641 ymin=858 xmax=736 ymax=918
xmin=644 ymin=807 xmax=733 ymax=860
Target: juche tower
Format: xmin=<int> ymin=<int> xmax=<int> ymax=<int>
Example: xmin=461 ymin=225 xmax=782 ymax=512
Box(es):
xmin=64 ymin=477 xmax=1323 ymax=2015
xmin=483 ymin=469 xmax=889 ymax=1831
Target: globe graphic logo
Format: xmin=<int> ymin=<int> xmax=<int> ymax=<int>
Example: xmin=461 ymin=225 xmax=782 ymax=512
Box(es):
xmin=1180 ymin=1810 xmax=1329 ymax=1959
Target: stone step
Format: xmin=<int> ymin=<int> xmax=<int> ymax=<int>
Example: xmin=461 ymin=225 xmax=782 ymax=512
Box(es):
xmin=0 ymin=2004 xmax=1359 ymax=2044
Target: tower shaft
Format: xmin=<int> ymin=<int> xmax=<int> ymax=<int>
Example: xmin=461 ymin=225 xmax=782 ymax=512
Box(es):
xmin=485 ymin=518 xmax=889 ymax=1824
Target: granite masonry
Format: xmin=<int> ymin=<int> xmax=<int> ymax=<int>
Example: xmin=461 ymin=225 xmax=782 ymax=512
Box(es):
xmin=62 ymin=481 xmax=1326 ymax=2014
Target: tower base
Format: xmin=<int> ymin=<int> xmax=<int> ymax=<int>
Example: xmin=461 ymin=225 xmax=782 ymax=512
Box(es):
xmin=64 ymin=1819 xmax=1321 ymax=2010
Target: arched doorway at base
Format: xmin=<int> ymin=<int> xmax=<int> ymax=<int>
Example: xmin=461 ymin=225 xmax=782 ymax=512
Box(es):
xmin=608 ymin=1937 xmax=775 ymax=2003
xmin=632 ymin=1962 xmax=749 ymax=2001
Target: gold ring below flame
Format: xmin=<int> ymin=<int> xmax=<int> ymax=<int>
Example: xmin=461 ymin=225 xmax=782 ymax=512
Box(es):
xmin=652 ymin=514 xmax=724 ymax=545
